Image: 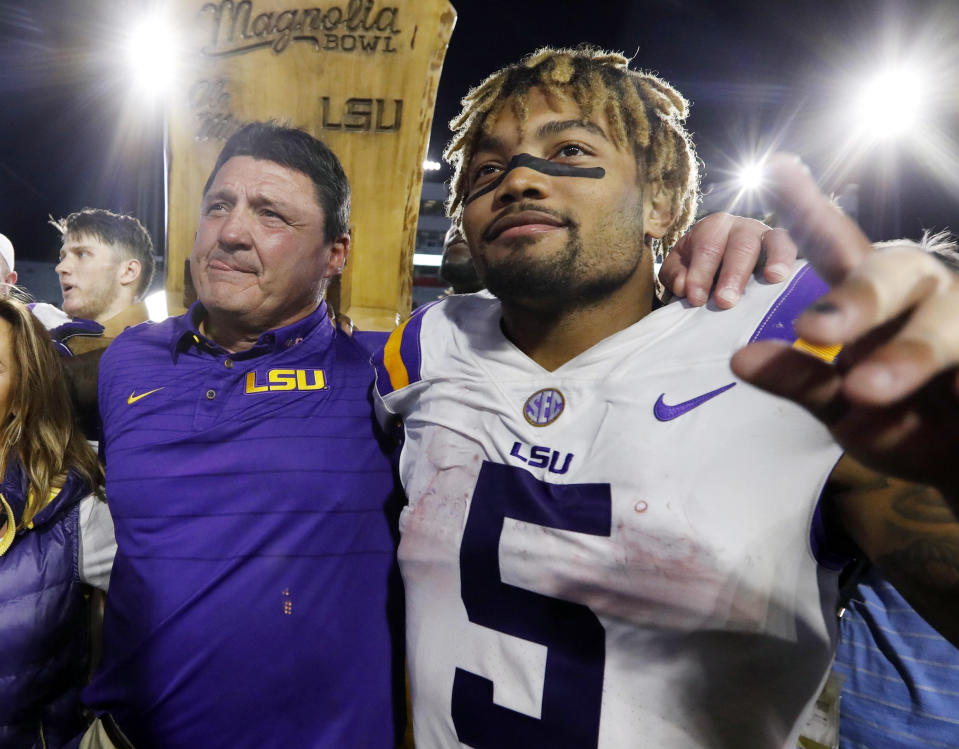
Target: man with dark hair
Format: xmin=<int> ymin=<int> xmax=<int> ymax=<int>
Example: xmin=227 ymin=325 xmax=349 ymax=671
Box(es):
xmin=374 ymin=47 xmax=959 ymax=748
xmin=78 ymin=122 xmax=405 ymax=749
xmin=202 ymin=120 xmax=351 ymax=243
xmin=47 ymin=209 xmax=155 ymax=353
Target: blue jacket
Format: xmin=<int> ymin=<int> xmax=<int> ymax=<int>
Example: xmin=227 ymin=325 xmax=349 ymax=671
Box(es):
xmin=0 ymin=460 xmax=94 ymax=748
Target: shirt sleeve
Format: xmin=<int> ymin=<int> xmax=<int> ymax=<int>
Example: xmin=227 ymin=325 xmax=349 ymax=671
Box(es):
xmin=78 ymin=494 xmax=117 ymax=591
xmin=371 ymin=303 xmax=436 ymax=425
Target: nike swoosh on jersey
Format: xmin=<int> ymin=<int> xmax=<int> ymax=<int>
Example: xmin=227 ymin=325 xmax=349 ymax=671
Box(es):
xmin=127 ymin=387 xmax=165 ymax=405
xmin=653 ymin=382 xmax=736 ymax=422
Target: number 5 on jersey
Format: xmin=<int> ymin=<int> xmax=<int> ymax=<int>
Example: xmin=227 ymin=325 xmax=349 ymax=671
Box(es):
xmin=453 ymin=461 xmax=611 ymax=747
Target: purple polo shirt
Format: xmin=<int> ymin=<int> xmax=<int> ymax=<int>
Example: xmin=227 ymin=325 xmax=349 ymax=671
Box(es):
xmin=84 ymin=302 xmax=404 ymax=748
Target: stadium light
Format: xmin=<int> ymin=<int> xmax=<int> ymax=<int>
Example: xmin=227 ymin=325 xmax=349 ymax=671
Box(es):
xmin=127 ymin=15 xmax=178 ymax=97
xmin=423 ymin=160 xmax=442 ymax=171
xmin=706 ymin=152 xmax=773 ymax=215
xmin=852 ymin=67 xmax=923 ymax=141
xmin=736 ymin=161 xmax=765 ymax=192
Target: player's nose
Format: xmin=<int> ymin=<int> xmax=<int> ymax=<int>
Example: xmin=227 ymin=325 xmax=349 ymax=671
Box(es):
xmin=493 ymin=162 xmax=549 ymax=206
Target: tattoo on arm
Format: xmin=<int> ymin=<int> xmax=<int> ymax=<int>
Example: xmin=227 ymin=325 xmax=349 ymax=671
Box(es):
xmin=876 ymin=482 xmax=959 ymax=586
xmin=890 ymin=485 xmax=958 ymax=525
xmin=870 ymin=483 xmax=959 ymax=646
xmin=831 ymin=462 xmax=959 ymax=647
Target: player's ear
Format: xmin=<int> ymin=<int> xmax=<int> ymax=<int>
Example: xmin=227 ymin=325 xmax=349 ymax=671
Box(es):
xmin=644 ymin=184 xmax=679 ymax=240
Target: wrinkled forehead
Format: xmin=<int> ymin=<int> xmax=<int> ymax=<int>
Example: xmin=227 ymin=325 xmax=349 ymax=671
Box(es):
xmin=207 ymin=156 xmax=325 ymax=212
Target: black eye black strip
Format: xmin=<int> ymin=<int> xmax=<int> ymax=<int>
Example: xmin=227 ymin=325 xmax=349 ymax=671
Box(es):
xmin=464 ymin=153 xmax=606 ymax=205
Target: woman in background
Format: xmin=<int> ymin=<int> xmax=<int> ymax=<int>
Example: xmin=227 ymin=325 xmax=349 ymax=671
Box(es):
xmin=0 ymin=298 xmax=115 ymax=748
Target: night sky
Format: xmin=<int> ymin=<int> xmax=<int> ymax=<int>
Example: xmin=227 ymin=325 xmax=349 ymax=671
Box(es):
xmin=0 ymin=0 xmax=956 ymax=271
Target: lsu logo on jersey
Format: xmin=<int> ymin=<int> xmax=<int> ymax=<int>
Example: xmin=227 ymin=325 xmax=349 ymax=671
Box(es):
xmin=244 ymin=369 xmax=328 ymax=393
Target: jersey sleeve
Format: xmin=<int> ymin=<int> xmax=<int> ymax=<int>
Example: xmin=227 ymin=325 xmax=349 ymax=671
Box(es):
xmin=748 ymin=263 xmax=841 ymax=362
xmin=371 ymin=304 xmax=435 ymax=425
xmin=748 ymin=263 xmax=851 ymax=568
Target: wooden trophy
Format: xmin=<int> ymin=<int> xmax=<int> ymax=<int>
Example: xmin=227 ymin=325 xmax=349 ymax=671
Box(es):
xmin=164 ymin=0 xmax=456 ymax=330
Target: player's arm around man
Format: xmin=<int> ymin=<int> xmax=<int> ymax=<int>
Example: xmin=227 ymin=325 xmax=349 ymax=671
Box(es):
xmin=733 ymin=154 xmax=959 ymax=646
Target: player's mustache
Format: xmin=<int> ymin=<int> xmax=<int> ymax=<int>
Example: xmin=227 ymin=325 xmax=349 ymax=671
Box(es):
xmin=481 ymin=203 xmax=575 ymax=243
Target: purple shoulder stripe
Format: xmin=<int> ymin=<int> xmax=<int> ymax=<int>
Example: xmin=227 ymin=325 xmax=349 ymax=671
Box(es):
xmin=371 ymin=301 xmax=435 ymax=397
xmin=398 ymin=303 xmax=431 ymax=386
xmin=749 ymin=265 xmax=829 ymax=344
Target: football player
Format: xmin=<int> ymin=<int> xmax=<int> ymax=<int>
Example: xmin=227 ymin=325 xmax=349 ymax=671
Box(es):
xmin=374 ymin=47 xmax=959 ymax=748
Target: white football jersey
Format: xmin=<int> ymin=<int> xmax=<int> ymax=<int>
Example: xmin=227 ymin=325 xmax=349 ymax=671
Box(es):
xmin=374 ymin=264 xmax=846 ymax=748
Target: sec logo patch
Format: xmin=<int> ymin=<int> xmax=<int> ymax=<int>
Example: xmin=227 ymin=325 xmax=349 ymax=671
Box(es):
xmin=523 ymin=388 xmax=565 ymax=426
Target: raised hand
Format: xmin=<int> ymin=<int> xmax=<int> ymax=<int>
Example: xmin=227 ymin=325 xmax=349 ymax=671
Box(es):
xmin=731 ymin=154 xmax=959 ymax=497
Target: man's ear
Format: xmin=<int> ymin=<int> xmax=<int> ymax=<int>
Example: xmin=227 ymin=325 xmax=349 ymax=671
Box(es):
xmin=644 ymin=184 xmax=680 ymax=240
xmin=325 ymin=233 xmax=352 ymax=278
xmin=118 ymin=258 xmax=141 ymax=288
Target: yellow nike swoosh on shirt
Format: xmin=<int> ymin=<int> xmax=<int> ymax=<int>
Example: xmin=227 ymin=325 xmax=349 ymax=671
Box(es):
xmin=127 ymin=387 xmax=165 ymax=405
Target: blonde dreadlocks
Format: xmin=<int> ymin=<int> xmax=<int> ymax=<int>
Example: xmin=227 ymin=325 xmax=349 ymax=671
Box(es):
xmin=444 ymin=46 xmax=700 ymax=253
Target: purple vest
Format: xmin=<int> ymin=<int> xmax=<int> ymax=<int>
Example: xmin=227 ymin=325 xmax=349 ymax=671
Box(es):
xmin=0 ymin=461 xmax=93 ymax=748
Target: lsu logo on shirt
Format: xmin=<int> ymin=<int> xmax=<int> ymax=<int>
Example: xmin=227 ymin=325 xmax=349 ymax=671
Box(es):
xmin=244 ymin=369 xmax=327 ymax=393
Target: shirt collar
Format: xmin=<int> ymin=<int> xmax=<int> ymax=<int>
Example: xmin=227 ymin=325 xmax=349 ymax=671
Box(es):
xmin=171 ymin=300 xmax=333 ymax=359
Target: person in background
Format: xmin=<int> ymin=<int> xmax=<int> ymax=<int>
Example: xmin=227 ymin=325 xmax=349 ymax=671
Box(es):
xmin=0 ymin=298 xmax=114 ymax=748
xmin=31 ymin=209 xmax=155 ymax=354
xmin=0 ymin=234 xmax=18 ymax=294
xmin=440 ymin=225 xmax=484 ymax=294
